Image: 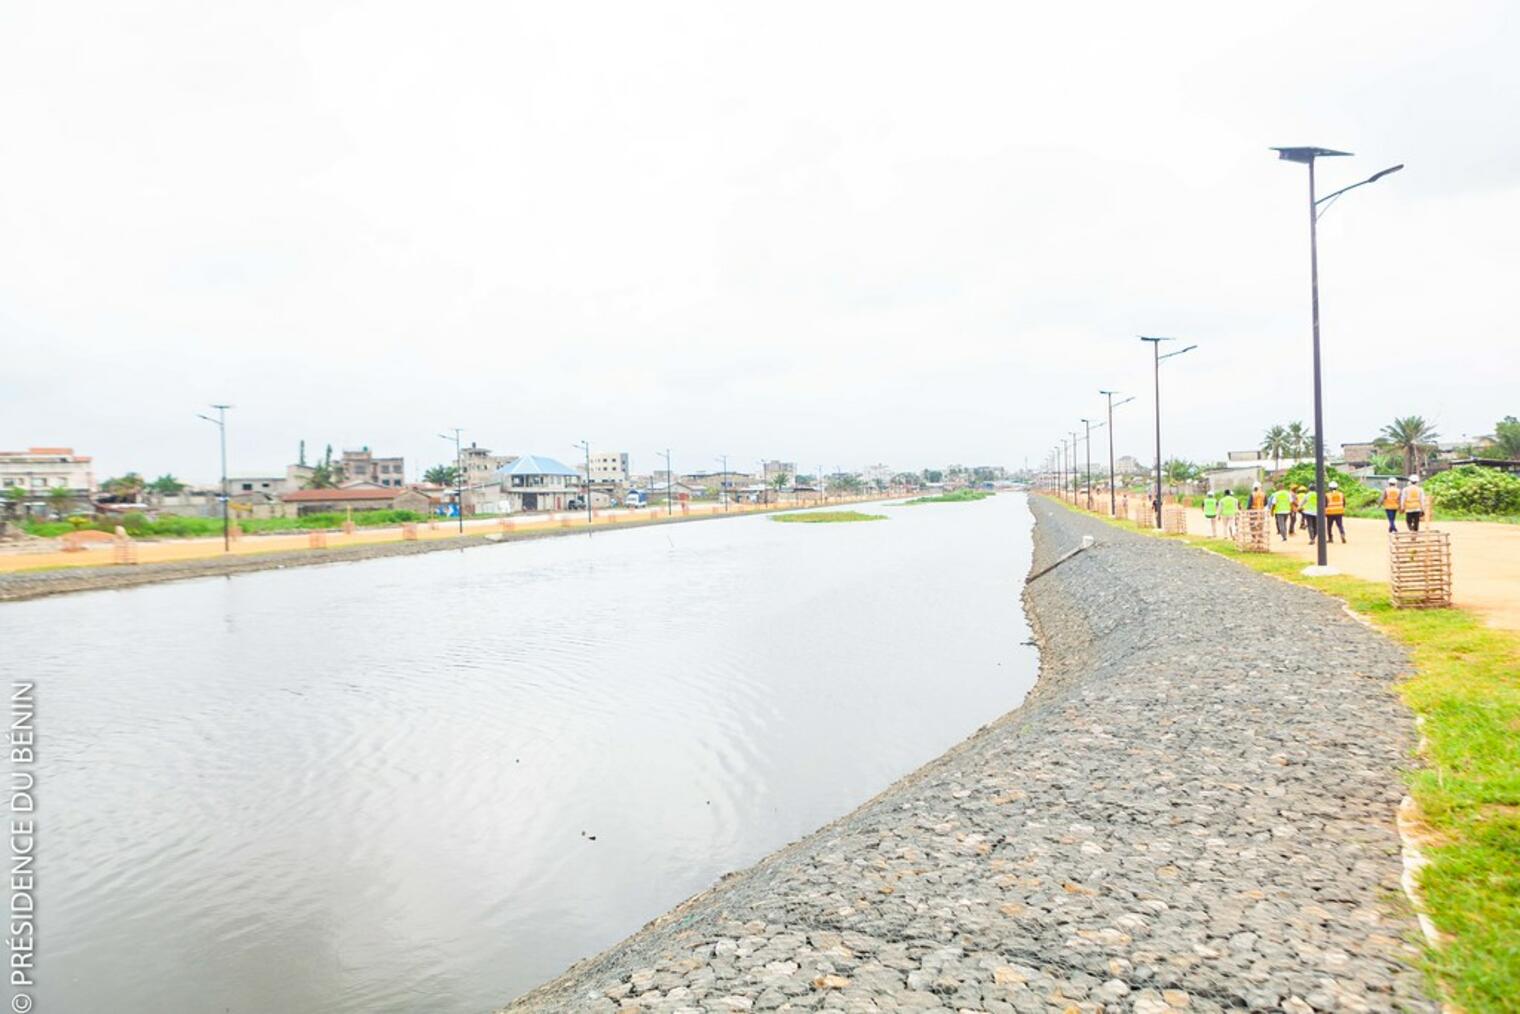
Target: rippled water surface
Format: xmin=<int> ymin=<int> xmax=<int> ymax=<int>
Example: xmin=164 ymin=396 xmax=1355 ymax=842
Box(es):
xmin=12 ymin=494 xmax=1036 ymax=1012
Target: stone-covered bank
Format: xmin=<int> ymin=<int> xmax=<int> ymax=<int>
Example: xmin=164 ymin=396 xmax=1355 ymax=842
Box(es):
xmin=500 ymin=497 xmax=1433 ymax=1013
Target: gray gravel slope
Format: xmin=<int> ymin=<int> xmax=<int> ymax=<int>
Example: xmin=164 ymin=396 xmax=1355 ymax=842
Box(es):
xmin=501 ymin=497 xmax=1432 ymax=1013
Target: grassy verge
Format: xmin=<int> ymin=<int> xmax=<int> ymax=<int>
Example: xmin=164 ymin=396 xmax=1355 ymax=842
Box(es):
xmin=1050 ymin=496 xmax=1520 ymax=1010
xmin=904 ymin=489 xmax=991 ymax=504
xmin=22 ymin=508 xmax=429 ymax=539
xmin=770 ymin=511 xmax=886 ymax=524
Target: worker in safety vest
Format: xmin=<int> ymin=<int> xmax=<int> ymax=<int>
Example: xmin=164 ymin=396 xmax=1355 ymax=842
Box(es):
xmin=1249 ymin=482 xmax=1267 ymax=510
xmin=1202 ymin=489 xmax=1219 ymax=537
xmin=1269 ymin=485 xmax=1293 ymax=540
xmin=1402 ymin=475 xmax=1426 ymax=532
xmin=1300 ymin=486 xmax=1319 ymax=543
xmin=1288 ymin=485 xmax=1305 ymax=535
xmin=1381 ymin=478 xmax=1401 ymax=532
xmin=1325 ymin=481 xmax=1347 ymax=543
xmin=1217 ymin=488 xmax=1240 ymax=539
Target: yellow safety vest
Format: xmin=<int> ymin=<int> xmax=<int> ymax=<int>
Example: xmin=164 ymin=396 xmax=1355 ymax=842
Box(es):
xmin=1403 ymin=487 xmax=1423 ymax=511
xmin=1382 ymin=487 xmax=1401 ymax=509
xmin=1326 ymin=490 xmax=1345 ymax=515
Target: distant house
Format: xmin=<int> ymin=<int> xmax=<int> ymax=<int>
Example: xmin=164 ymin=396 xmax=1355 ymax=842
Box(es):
xmin=279 ymin=485 xmax=431 ymax=517
xmin=341 ymin=447 xmax=407 ymax=488
xmin=0 ymin=447 xmax=95 ymax=501
xmin=494 ymin=454 xmax=582 ymax=513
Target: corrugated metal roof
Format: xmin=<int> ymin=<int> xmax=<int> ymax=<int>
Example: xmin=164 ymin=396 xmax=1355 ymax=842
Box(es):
xmin=498 ymin=454 xmax=579 ymax=477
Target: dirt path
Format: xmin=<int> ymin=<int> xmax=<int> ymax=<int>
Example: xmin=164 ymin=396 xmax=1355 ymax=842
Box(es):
xmin=1185 ymin=507 xmax=1520 ymax=630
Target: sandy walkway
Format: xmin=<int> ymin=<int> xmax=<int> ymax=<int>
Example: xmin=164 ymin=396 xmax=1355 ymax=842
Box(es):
xmin=1182 ymin=507 xmax=1520 ymax=630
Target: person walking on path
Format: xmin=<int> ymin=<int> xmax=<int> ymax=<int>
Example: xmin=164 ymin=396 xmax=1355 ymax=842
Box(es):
xmin=1250 ymin=482 xmax=1267 ymax=510
xmin=1270 ymin=485 xmax=1293 ymax=540
xmin=1218 ymin=488 xmax=1240 ymax=540
xmin=1288 ymin=485 xmax=1302 ymax=536
xmin=1382 ymin=478 xmax=1401 ymax=532
xmin=1202 ymin=489 xmax=1219 ymax=537
xmin=1403 ymin=475 xmax=1426 ymax=532
xmin=1301 ymin=486 xmax=1319 ymax=544
xmin=1325 ymin=481 xmax=1347 ymax=543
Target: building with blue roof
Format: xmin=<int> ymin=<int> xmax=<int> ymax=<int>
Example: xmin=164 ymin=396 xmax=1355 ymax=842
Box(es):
xmin=493 ymin=454 xmax=583 ymax=513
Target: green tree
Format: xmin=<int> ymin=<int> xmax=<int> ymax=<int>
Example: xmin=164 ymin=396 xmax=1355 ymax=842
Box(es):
xmin=1376 ymin=415 xmax=1440 ymax=476
xmin=921 ymin=469 xmax=944 ymax=484
xmin=424 ymin=464 xmax=460 ymax=486
xmin=102 ymin=472 xmax=146 ymax=501
xmin=47 ymin=486 xmax=74 ymax=514
xmin=1284 ymin=421 xmax=1313 ymax=459
xmin=1261 ymin=425 xmax=1289 ymax=471
xmin=306 ymin=445 xmax=345 ymax=489
xmin=770 ymin=470 xmax=790 ymax=491
xmin=148 ymin=474 xmax=185 ymax=495
xmin=1493 ymin=416 xmax=1520 ymax=460
xmin=1162 ymin=459 xmax=1200 ymax=496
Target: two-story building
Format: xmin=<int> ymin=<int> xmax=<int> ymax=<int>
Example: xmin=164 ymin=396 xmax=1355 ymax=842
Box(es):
xmin=0 ymin=447 xmax=95 ymax=499
xmin=480 ymin=454 xmax=582 ymax=513
xmin=341 ymin=448 xmax=406 ymax=487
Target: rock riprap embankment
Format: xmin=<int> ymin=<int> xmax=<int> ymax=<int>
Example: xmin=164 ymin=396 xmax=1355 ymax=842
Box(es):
xmin=502 ymin=498 xmax=1433 ymax=1013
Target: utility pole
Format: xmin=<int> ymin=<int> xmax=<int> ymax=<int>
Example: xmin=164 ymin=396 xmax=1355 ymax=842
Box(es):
xmin=660 ymin=449 xmax=673 ymax=515
xmin=574 ymin=440 xmax=593 ymax=526
xmin=717 ymin=454 xmax=729 ymax=511
xmin=1098 ymin=390 xmax=1135 ymax=517
xmin=197 ymin=404 xmax=233 ymax=552
xmin=438 ymin=429 xmax=464 ymax=533
xmin=1139 ymin=337 xmax=1197 ymax=529
xmin=1080 ymin=419 xmax=1095 ymax=510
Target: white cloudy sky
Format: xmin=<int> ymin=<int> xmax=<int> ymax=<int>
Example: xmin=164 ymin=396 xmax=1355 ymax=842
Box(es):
xmin=1 ymin=1 xmax=1516 ymax=482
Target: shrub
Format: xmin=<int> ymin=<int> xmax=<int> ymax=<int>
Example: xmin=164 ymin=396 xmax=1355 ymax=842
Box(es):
xmin=1277 ymin=463 xmax=1377 ymax=509
xmin=1425 ymin=466 xmax=1520 ymax=516
xmin=120 ymin=511 xmax=150 ymax=535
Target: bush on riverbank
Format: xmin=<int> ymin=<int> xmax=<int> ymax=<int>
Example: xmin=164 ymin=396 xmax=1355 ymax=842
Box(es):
xmin=771 ymin=511 xmax=886 ymax=524
xmin=905 ymin=489 xmax=990 ymax=504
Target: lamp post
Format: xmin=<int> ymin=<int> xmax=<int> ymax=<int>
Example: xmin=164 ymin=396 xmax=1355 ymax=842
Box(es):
xmin=196 ymin=404 xmax=232 ymax=551
xmin=573 ymin=440 xmax=593 ymax=526
xmin=1070 ymin=431 xmax=1081 ymax=504
xmin=1098 ymin=390 xmax=1135 ymax=516
xmin=1080 ymin=418 xmax=1100 ymax=510
xmin=438 ymin=429 xmax=464 ymax=532
xmin=1273 ymin=147 xmax=1403 ymax=572
xmin=659 ymin=449 xmax=673 ymax=515
xmin=1139 ymin=337 xmax=1197 ymax=528
xmin=716 ymin=454 xmax=729 ymax=511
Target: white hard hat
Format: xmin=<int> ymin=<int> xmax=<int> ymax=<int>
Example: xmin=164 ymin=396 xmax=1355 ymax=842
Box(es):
xmin=1329 ymin=481 xmax=1339 ymax=489
xmin=1409 ymin=474 xmax=1419 ymax=483
xmin=1387 ymin=478 xmax=1398 ymax=485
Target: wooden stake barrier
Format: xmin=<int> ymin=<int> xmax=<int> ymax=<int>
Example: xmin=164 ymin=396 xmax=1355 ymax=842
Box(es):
xmin=401 ymin=523 xmax=418 ymax=541
xmin=308 ymin=531 xmax=327 ymax=549
xmin=1389 ymin=531 xmax=1452 ymax=609
xmin=112 ymin=526 xmax=138 ymax=565
xmin=1162 ymin=504 xmax=1188 ymax=535
xmin=342 ymin=520 xmax=356 ymax=535
xmin=1236 ymin=508 xmax=1272 ymax=553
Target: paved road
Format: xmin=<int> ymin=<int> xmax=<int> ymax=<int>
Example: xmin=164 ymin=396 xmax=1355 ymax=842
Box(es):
xmin=501 ymin=498 xmax=1432 ymax=1013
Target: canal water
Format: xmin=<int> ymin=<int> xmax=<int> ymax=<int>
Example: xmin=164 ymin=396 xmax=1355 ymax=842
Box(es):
xmin=10 ymin=493 xmax=1037 ymax=1013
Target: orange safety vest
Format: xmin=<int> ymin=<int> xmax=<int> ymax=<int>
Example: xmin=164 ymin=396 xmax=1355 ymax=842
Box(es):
xmin=1250 ymin=490 xmax=1266 ymax=509
xmin=1326 ymin=490 xmax=1345 ymax=515
xmin=1382 ymin=487 xmax=1401 ymax=509
xmin=1403 ymin=487 xmax=1423 ymax=512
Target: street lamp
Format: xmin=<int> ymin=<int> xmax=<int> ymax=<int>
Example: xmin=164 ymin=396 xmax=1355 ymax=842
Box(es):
xmin=1139 ymin=337 xmax=1197 ymax=529
xmin=1098 ymin=390 xmax=1135 ymax=516
xmin=573 ymin=440 xmax=593 ymax=526
xmin=716 ymin=454 xmax=729 ymax=511
xmin=658 ymin=449 xmax=673 ymax=515
xmin=1273 ymin=147 xmax=1403 ymax=572
xmin=196 ymin=404 xmax=232 ymax=551
xmin=1080 ymin=417 xmax=1106 ymax=511
xmin=438 ymin=429 xmax=464 ymax=533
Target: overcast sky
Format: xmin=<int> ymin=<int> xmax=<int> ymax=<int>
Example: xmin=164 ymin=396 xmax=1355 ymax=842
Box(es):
xmin=1 ymin=1 xmax=1515 ymax=483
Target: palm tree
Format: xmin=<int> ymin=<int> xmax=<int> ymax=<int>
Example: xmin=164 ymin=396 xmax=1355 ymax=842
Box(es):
xmin=1377 ymin=416 xmax=1440 ymax=476
xmin=102 ymin=472 xmax=146 ymax=502
xmin=148 ymin=474 xmax=185 ymax=495
xmin=423 ymin=464 xmax=459 ymax=486
xmin=1284 ymin=421 xmax=1313 ymax=460
xmin=1261 ymin=425 xmax=1289 ymax=471
xmin=47 ymin=486 xmax=74 ymax=515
